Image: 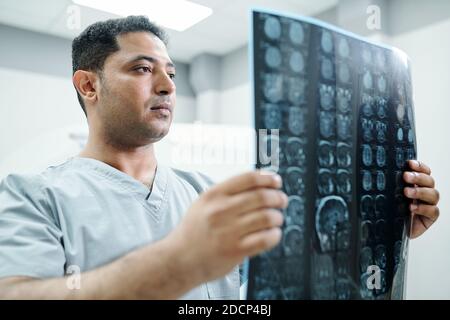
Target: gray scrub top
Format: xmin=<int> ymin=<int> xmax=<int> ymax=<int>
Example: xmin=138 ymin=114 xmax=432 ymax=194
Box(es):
xmin=0 ymin=157 xmax=239 ymax=299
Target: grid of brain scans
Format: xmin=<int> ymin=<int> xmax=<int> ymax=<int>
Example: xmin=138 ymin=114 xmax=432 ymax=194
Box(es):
xmin=247 ymin=9 xmax=416 ymax=300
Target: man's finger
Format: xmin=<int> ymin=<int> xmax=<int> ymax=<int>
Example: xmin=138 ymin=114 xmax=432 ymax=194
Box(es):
xmin=238 ymin=228 xmax=282 ymax=257
xmin=213 ymin=188 xmax=288 ymax=219
xmin=403 ymin=171 xmax=435 ymax=188
xmin=210 ymin=171 xmax=282 ymax=195
xmin=404 ymin=187 xmax=440 ymax=205
xmin=237 ymin=209 xmax=284 ymax=237
xmin=410 ymin=203 xmax=440 ymax=222
xmin=408 ymin=160 xmax=431 ymax=175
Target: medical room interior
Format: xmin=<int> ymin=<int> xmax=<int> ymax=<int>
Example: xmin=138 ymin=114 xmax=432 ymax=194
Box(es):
xmin=0 ymin=0 xmax=449 ymax=300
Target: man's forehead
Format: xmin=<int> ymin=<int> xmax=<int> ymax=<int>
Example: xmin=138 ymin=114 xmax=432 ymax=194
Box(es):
xmin=114 ymin=32 xmax=173 ymax=65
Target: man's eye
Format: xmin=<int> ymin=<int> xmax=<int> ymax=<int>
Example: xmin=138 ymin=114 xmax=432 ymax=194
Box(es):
xmin=169 ymin=73 xmax=176 ymax=79
xmin=136 ymin=66 xmax=152 ymax=73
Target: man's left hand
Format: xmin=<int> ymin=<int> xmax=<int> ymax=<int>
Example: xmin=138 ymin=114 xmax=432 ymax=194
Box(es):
xmin=403 ymin=160 xmax=440 ymax=239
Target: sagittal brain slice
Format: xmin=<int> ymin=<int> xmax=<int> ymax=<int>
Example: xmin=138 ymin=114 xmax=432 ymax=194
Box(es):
xmin=248 ymin=9 xmax=415 ymax=300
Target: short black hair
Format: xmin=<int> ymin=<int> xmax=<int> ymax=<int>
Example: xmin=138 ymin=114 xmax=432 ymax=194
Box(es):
xmin=72 ymin=15 xmax=168 ymax=116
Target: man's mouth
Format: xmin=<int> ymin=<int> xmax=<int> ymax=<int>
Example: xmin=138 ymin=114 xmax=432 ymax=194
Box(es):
xmin=150 ymin=102 xmax=172 ymax=112
xmin=150 ymin=102 xmax=172 ymax=117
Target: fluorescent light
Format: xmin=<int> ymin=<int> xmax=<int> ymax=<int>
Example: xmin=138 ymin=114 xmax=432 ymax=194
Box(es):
xmin=72 ymin=0 xmax=213 ymax=32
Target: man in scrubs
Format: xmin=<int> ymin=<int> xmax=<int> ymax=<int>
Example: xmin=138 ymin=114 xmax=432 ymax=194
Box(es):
xmin=0 ymin=16 xmax=440 ymax=299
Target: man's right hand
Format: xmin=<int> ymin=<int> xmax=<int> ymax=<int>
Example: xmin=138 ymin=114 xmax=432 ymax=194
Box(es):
xmin=168 ymin=171 xmax=288 ymax=284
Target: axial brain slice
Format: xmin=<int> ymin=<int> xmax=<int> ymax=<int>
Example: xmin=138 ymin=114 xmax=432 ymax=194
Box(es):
xmin=264 ymin=16 xmax=281 ymax=40
xmin=288 ymin=107 xmax=306 ymax=135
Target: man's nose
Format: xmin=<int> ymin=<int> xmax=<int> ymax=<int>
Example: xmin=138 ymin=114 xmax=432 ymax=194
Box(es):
xmin=154 ymin=73 xmax=176 ymax=96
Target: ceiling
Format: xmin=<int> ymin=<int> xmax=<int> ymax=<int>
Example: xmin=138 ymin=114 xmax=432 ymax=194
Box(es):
xmin=0 ymin=0 xmax=338 ymax=62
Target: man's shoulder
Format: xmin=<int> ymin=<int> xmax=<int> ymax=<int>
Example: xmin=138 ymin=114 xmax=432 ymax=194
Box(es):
xmin=167 ymin=167 xmax=216 ymax=194
xmin=0 ymin=171 xmax=47 ymax=194
xmin=0 ymin=158 xmax=77 ymax=195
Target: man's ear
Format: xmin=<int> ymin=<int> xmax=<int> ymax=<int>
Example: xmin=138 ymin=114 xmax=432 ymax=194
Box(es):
xmin=73 ymin=70 xmax=99 ymax=106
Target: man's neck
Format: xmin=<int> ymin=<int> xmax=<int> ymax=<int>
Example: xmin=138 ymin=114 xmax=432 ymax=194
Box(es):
xmin=79 ymin=137 xmax=158 ymax=188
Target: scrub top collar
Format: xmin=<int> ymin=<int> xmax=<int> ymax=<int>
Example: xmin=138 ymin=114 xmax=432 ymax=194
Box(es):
xmin=67 ymin=156 xmax=169 ymax=222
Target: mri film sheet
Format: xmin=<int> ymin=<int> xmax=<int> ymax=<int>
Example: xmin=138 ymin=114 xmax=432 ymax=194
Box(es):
xmin=247 ymin=9 xmax=416 ymax=300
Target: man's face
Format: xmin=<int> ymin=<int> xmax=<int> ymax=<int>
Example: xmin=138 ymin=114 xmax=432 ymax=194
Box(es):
xmin=95 ymin=31 xmax=176 ymax=148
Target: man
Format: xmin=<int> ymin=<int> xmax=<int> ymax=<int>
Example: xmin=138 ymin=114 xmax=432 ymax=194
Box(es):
xmin=0 ymin=16 xmax=440 ymax=299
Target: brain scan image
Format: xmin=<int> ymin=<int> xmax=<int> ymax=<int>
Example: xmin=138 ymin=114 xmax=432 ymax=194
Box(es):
xmin=397 ymin=127 xmax=404 ymax=142
xmin=290 ymin=51 xmax=305 ymax=73
xmin=338 ymin=38 xmax=350 ymax=58
xmin=395 ymin=147 xmax=405 ymax=169
xmin=288 ymin=107 xmax=307 ymax=135
xmin=376 ymin=98 xmax=387 ymax=119
xmin=286 ymin=137 xmax=306 ymax=165
xmin=360 ymin=220 xmax=373 ymax=247
xmin=377 ymin=75 xmax=387 ymax=93
xmin=396 ymin=104 xmax=406 ymax=123
xmin=376 ymin=170 xmax=386 ymax=191
xmin=288 ymin=77 xmax=307 ymax=104
xmin=264 ymin=103 xmax=282 ymax=129
xmin=375 ymin=121 xmax=387 ymax=143
xmin=361 ymin=94 xmax=374 ymax=117
xmin=311 ymin=253 xmax=335 ymax=299
xmin=362 ymin=170 xmax=372 ymax=191
xmin=264 ymin=46 xmax=282 ymax=68
xmin=406 ymin=148 xmax=415 ymax=162
xmin=362 ymin=144 xmax=373 ymax=167
xmin=286 ymin=195 xmax=306 ymax=226
xmin=319 ymin=84 xmax=335 ymax=110
xmin=407 ymin=105 xmax=414 ymax=127
xmin=250 ymin=9 xmax=415 ymax=300
xmin=338 ymin=63 xmax=351 ymax=83
xmin=321 ymin=30 xmax=333 ymax=53
xmin=264 ymin=16 xmax=281 ymax=40
xmin=360 ymin=246 xmax=373 ymax=273
xmin=408 ymin=128 xmax=414 ymax=144
xmin=363 ymin=70 xmax=373 ymax=90
xmin=286 ymin=167 xmax=306 ymax=195
xmin=289 ymin=21 xmax=305 ymax=45
xmin=283 ymin=225 xmax=305 ymax=256
xmin=361 ymin=118 xmax=374 ymax=142
xmin=375 ymin=244 xmax=387 ymax=270
xmin=375 ymin=195 xmax=387 ymax=218
xmin=318 ymin=169 xmax=335 ymax=195
xmin=319 ymin=140 xmax=335 ymax=167
xmin=360 ymin=195 xmax=374 ymax=220
xmin=315 ymin=196 xmax=349 ymax=252
xmin=320 ymin=111 xmax=336 ymax=138
xmin=321 ymin=57 xmax=334 ymax=80
xmin=337 ymin=114 xmax=352 ymax=140
xmin=337 ymin=169 xmax=351 ymax=195
xmin=337 ymin=88 xmax=352 ymax=113
xmin=262 ymin=73 xmax=283 ymax=103
xmin=337 ymin=142 xmax=351 ymax=168
xmin=376 ymin=146 xmax=386 ymax=167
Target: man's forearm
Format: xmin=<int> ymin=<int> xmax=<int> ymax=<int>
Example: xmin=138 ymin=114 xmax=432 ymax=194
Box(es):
xmin=0 ymin=236 xmax=201 ymax=299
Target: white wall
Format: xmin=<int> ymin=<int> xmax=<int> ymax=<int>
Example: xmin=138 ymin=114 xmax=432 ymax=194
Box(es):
xmin=388 ymin=18 xmax=450 ymax=300
xmin=0 ymin=67 xmax=85 ymax=170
